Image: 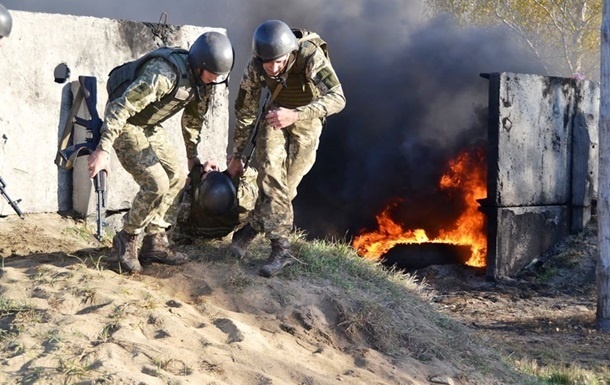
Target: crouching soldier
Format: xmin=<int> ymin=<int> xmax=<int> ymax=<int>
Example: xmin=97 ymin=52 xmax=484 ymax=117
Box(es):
xmin=87 ymin=32 xmax=235 ymax=274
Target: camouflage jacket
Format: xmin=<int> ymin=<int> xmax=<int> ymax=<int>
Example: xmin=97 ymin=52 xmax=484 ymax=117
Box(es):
xmin=97 ymin=57 xmax=214 ymax=159
xmin=232 ymin=44 xmax=346 ymax=157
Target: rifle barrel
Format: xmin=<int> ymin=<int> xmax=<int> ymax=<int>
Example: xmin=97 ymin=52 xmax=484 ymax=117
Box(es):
xmin=94 ymin=170 xmax=107 ymax=241
xmin=244 ymin=91 xmax=272 ymax=169
xmin=0 ymin=176 xmax=25 ymax=219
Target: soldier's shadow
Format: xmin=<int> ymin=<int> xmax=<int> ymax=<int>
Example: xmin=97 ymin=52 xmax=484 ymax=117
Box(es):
xmin=0 ymin=247 xmax=115 ymax=277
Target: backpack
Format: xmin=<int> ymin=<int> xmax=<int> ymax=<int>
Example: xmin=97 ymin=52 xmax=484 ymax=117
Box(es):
xmin=106 ymin=47 xmax=189 ymax=102
xmin=292 ymin=29 xmax=329 ymax=70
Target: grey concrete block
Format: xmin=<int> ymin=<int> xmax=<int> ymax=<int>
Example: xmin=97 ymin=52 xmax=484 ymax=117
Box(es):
xmin=485 ymin=205 xmax=570 ymax=279
xmin=484 ymin=73 xmax=598 ymax=277
xmin=487 ymin=73 xmax=599 ymax=208
xmin=0 ymin=11 xmax=229 ymax=219
xmin=571 ymin=80 xmax=599 ymax=232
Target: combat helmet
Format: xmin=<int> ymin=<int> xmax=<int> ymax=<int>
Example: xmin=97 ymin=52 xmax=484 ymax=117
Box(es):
xmin=0 ymin=4 xmax=12 ymax=38
xmin=252 ymin=20 xmax=298 ymax=62
xmin=195 ymin=171 xmax=236 ymax=216
xmin=188 ymin=31 xmax=234 ymax=78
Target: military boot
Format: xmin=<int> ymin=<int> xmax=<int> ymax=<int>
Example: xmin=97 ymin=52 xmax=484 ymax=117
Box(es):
xmin=112 ymin=230 xmax=142 ymax=274
xmin=228 ymin=223 xmax=258 ymax=259
xmin=139 ymin=232 xmax=189 ymax=266
xmin=259 ymin=237 xmax=295 ymax=278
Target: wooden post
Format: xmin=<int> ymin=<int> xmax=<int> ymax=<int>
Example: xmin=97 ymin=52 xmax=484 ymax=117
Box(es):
xmin=597 ymin=0 xmax=610 ymax=332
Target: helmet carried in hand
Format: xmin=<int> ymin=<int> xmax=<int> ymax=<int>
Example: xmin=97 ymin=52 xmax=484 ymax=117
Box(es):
xmin=195 ymin=171 xmax=236 ymax=216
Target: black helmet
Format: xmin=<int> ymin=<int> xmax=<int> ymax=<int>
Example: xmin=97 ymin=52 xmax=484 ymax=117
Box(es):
xmin=188 ymin=31 xmax=234 ymax=76
xmin=0 ymin=4 xmax=12 ymax=38
xmin=252 ymin=20 xmax=298 ymax=62
xmin=195 ymin=171 xmax=236 ymax=216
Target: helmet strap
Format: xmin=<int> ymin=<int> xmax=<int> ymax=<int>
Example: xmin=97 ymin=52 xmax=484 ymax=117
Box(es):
xmin=270 ymin=52 xmax=296 ymax=87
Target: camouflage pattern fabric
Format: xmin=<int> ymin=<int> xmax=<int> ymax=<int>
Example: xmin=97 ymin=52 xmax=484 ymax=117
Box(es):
xmin=236 ymin=166 xmax=258 ymax=216
xmin=232 ymin=32 xmax=346 ymax=241
xmin=98 ymin=57 xmax=212 ymax=160
xmin=114 ymin=123 xmax=186 ymax=235
xmin=248 ymin=118 xmax=323 ymax=239
xmin=97 ymin=55 xmax=216 ymax=235
xmin=232 ymin=46 xmax=345 ymax=157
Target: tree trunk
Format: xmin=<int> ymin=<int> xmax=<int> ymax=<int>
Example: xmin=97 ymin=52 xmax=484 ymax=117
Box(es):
xmin=597 ymin=0 xmax=610 ymax=332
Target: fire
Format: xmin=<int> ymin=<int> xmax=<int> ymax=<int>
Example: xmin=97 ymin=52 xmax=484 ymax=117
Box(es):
xmin=352 ymin=149 xmax=487 ymax=267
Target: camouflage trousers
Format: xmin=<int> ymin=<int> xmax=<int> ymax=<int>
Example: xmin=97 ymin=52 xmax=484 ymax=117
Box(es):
xmin=113 ymin=123 xmax=186 ymax=235
xmin=249 ymin=117 xmax=323 ymax=240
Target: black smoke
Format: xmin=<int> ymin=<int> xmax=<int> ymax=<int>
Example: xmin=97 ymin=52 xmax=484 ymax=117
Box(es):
xmin=293 ymin=14 xmax=547 ymax=240
xmin=4 ymin=1 xmax=547 ymax=239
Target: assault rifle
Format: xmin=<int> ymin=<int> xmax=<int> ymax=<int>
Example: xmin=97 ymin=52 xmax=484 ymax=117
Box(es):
xmin=242 ymin=92 xmax=271 ymax=169
xmin=0 ymin=176 xmax=24 ymax=219
xmin=243 ymin=81 xmax=286 ymax=170
xmin=241 ymin=76 xmax=287 ymax=168
xmin=55 ymin=75 xmax=107 ymax=241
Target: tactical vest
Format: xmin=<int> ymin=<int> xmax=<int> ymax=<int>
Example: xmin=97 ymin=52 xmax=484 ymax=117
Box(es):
xmin=106 ymin=47 xmax=197 ymax=127
xmin=258 ymin=29 xmax=329 ymax=109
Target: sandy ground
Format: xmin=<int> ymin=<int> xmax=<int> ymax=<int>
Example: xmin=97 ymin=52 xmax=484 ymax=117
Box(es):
xmin=0 ymin=212 xmax=605 ymax=384
xmin=0 ymin=213 xmax=474 ymax=385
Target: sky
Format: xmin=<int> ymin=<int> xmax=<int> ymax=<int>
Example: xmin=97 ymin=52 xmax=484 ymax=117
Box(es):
xmin=2 ymin=1 xmax=547 ymax=239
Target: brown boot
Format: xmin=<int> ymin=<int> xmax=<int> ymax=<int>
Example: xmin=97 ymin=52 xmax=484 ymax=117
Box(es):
xmin=139 ymin=232 xmax=189 ymax=265
xmin=228 ymin=223 xmax=258 ymax=259
xmin=259 ymin=237 xmax=295 ymax=278
xmin=113 ymin=230 xmax=142 ymax=274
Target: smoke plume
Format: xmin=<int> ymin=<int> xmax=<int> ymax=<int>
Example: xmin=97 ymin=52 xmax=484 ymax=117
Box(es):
xmin=4 ymin=0 xmax=547 ymax=239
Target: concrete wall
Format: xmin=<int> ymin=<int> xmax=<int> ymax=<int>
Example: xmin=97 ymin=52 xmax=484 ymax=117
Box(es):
xmin=484 ymin=72 xmax=599 ymax=279
xmin=0 ymin=11 xmax=229 ymax=220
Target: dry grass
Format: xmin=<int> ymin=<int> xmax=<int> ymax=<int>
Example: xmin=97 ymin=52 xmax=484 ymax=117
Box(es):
xmin=0 ymin=214 xmax=559 ymax=384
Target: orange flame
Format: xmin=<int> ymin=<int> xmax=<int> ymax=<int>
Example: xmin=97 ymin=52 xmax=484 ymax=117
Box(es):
xmin=352 ymin=149 xmax=487 ymax=267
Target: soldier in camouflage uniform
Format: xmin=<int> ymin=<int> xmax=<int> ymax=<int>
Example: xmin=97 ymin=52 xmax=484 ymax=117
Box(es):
xmin=87 ymin=31 xmax=234 ymax=274
xmin=227 ymin=20 xmax=346 ymax=278
xmin=0 ymin=4 xmax=12 ymax=42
